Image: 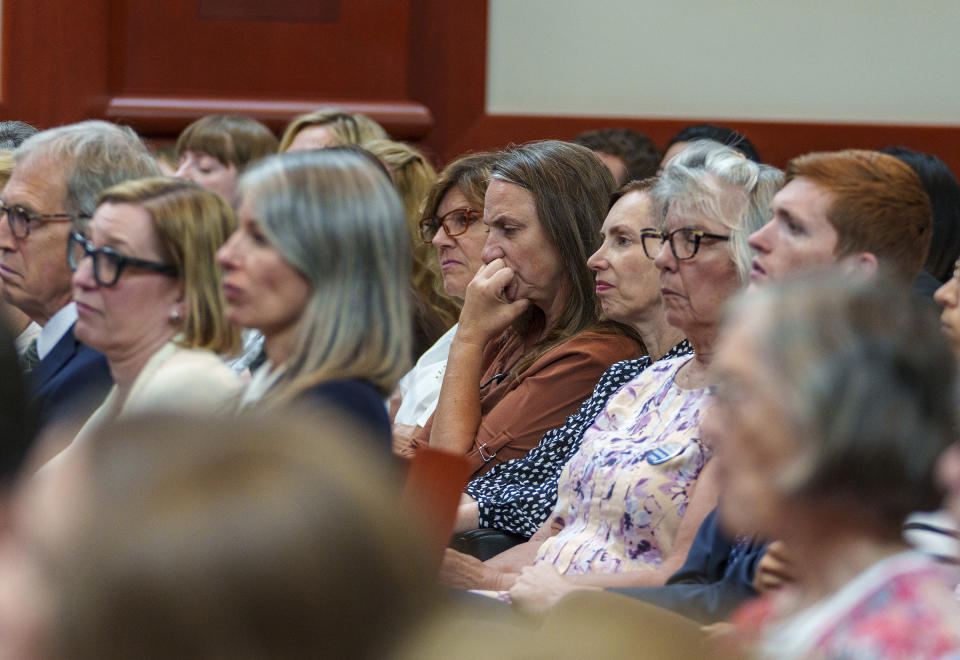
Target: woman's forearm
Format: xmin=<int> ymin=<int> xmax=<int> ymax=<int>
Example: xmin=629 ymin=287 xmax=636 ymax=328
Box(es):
xmin=428 ymin=333 xmax=486 ymax=454
xmin=453 ymin=500 xmax=481 ymax=533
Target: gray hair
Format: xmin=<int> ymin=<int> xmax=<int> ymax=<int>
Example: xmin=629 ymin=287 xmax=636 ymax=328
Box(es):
xmin=0 ymin=121 xmax=37 ymax=150
xmin=239 ymin=150 xmax=412 ymax=399
xmin=653 ymin=140 xmax=783 ymax=281
xmin=725 ymin=271 xmax=956 ymax=536
xmin=15 ymin=120 xmax=160 ymax=219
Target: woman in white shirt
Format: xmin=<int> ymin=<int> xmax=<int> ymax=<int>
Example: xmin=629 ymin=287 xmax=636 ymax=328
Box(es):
xmin=390 ymin=152 xmax=498 ymax=446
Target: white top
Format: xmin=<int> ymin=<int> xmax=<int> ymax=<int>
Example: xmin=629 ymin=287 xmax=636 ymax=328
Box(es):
xmin=15 ymin=321 xmax=41 ymax=357
xmin=37 ymin=303 xmax=77 ymax=359
xmin=393 ymin=323 xmax=457 ymax=427
xmin=905 ymin=510 xmax=959 ymax=563
xmin=225 ymin=328 xmax=265 ymax=374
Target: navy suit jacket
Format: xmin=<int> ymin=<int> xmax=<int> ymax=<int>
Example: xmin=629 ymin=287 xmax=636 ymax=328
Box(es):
xmin=29 ymin=323 xmax=112 ymax=427
xmin=609 ymin=509 xmax=767 ymax=623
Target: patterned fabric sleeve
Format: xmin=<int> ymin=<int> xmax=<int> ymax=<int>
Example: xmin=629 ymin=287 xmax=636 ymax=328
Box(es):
xmin=466 ymin=340 xmax=692 ymax=537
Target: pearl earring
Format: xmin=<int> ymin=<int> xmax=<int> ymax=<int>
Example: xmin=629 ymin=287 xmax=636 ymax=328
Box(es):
xmin=170 ymin=309 xmax=180 ymax=321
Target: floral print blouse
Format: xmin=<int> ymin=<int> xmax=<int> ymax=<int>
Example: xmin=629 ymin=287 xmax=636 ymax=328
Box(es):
xmin=534 ymin=354 xmax=712 ymax=575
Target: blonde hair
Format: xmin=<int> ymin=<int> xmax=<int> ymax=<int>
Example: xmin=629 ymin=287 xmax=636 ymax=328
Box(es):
xmin=239 ymin=150 xmax=412 ymax=400
xmin=54 ymin=410 xmax=435 ymax=659
xmin=366 ymin=139 xmax=461 ymax=339
xmin=97 ymin=177 xmax=241 ymax=355
xmin=278 ymin=109 xmax=387 ymax=152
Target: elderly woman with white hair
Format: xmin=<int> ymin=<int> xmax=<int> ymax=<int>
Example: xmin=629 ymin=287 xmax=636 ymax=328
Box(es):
xmin=216 ymin=148 xmax=412 ymax=447
xmin=714 ymin=274 xmax=960 ymax=658
xmin=441 ymin=142 xmax=784 ymax=610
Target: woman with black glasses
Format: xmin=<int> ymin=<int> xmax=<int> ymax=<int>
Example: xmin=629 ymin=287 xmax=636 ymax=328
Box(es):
xmin=53 ymin=177 xmax=241 ymax=457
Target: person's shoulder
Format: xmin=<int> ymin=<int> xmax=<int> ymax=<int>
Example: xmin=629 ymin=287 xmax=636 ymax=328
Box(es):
xmin=826 ymin=559 xmax=960 ymax=655
xmin=555 ymin=329 xmax=642 ymax=357
xmin=305 ymin=378 xmax=381 ymax=400
xmin=160 ymin=345 xmax=242 ymax=387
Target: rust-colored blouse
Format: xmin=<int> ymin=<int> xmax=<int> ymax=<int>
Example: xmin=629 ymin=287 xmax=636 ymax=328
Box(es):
xmin=412 ymin=329 xmax=640 ymax=478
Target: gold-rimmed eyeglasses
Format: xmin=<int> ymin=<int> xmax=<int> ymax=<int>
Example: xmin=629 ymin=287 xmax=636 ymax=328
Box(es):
xmin=418 ymin=208 xmax=482 ymax=243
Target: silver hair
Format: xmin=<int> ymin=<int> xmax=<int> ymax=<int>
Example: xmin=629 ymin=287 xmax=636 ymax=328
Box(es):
xmin=653 ymin=139 xmax=783 ymax=281
xmin=239 ymin=149 xmax=412 ymax=399
xmin=724 ymin=271 xmax=955 ymax=532
xmin=15 ymin=120 xmax=160 ymax=219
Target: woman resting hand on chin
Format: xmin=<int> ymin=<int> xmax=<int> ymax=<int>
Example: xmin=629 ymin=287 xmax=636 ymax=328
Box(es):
xmin=456 ymin=179 xmax=690 ymax=542
xmin=403 ymin=141 xmax=641 ymax=479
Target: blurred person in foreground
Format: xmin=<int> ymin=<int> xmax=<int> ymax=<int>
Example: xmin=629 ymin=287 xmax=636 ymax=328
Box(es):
xmin=0 ymin=409 xmax=435 ymax=660
xmin=712 ymin=273 xmax=960 ymax=659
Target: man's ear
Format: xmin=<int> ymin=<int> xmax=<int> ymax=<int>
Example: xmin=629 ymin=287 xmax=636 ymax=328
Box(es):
xmin=840 ymin=252 xmax=878 ymax=277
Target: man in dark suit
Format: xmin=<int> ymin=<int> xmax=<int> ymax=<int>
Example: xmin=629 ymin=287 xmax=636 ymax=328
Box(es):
xmin=0 ymin=120 xmax=159 ymax=426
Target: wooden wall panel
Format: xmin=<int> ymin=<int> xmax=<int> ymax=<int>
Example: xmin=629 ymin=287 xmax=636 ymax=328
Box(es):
xmin=111 ymin=0 xmax=411 ymax=99
xmin=1 ymin=0 xmax=958 ymax=178
xmin=0 ymin=0 xmax=432 ymax=141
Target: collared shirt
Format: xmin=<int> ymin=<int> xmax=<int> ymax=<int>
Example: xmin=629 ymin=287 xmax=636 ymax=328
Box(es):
xmin=15 ymin=321 xmax=41 ymax=357
xmin=37 ymin=303 xmax=77 ymax=360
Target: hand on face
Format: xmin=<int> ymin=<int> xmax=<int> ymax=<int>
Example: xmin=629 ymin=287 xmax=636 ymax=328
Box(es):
xmin=456 ymin=258 xmax=531 ymax=346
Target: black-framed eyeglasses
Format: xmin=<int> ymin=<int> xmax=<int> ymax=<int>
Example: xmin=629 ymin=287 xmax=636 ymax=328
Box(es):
xmin=418 ymin=208 xmax=482 ymax=243
xmin=67 ymin=231 xmax=178 ymax=288
xmin=0 ymin=199 xmax=86 ymax=240
xmin=640 ymin=227 xmax=730 ymax=261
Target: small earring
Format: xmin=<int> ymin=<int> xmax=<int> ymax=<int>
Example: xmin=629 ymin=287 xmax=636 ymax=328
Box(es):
xmin=170 ymin=309 xmax=180 ymax=322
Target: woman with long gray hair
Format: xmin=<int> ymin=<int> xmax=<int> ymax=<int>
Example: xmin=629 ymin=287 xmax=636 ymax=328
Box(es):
xmin=216 ymin=149 xmax=412 ymax=447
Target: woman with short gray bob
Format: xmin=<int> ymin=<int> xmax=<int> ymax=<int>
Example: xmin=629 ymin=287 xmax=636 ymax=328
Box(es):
xmin=217 ymin=149 xmax=411 ymax=447
xmin=651 ymin=139 xmax=781 ymax=282
xmin=711 ymin=272 xmax=960 ymax=657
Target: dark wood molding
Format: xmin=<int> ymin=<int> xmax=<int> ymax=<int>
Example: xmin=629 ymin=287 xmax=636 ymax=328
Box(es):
xmin=102 ymin=96 xmax=433 ymax=139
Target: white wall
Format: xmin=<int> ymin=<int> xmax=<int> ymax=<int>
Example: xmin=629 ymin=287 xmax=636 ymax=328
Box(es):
xmin=487 ymin=0 xmax=960 ymax=125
